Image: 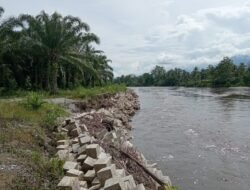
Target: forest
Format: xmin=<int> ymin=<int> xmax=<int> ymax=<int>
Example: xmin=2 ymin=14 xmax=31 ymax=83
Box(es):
xmin=0 ymin=7 xmax=113 ymax=94
xmin=114 ymin=57 xmax=250 ymax=87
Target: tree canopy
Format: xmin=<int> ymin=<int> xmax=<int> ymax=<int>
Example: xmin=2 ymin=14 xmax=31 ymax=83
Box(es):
xmin=114 ymin=57 xmax=250 ymax=87
xmin=0 ymin=7 xmax=114 ymax=93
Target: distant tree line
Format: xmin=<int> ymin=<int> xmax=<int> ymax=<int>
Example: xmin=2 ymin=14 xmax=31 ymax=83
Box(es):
xmin=114 ymin=57 xmax=250 ymax=87
xmin=0 ymin=7 xmax=113 ymax=93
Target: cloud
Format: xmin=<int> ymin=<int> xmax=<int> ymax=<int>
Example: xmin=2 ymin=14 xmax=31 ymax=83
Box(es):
xmin=1 ymin=0 xmax=250 ymax=75
xmin=145 ymin=2 xmax=250 ymax=73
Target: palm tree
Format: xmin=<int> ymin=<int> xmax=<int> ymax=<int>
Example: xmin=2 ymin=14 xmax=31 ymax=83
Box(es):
xmin=0 ymin=7 xmax=23 ymax=89
xmin=19 ymin=11 xmax=100 ymax=93
xmin=0 ymin=9 xmax=114 ymax=92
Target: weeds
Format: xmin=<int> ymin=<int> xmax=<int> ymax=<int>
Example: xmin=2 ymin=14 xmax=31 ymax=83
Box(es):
xmin=0 ymin=84 xmax=126 ymax=99
xmin=10 ymin=151 xmax=64 ymax=190
xmin=24 ymin=92 xmax=46 ymax=110
xmin=0 ymin=100 xmax=66 ymax=190
xmin=56 ymin=84 xmax=127 ymax=99
xmin=0 ymin=101 xmax=67 ymax=127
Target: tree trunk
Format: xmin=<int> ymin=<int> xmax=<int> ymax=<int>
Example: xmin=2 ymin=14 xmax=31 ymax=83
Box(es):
xmin=46 ymin=62 xmax=51 ymax=91
xmin=50 ymin=62 xmax=58 ymax=94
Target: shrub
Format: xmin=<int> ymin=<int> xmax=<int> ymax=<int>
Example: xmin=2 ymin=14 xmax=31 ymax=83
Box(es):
xmin=25 ymin=92 xmax=46 ymax=110
xmin=42 ymin=103 xmax=67 ymax=130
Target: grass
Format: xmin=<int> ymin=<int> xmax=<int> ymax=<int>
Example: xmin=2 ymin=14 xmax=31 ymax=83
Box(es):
xmin=0 ymin=99 xmax=68 ymax=190
xmin=55 ymin=84 xmax=127 ymax=99
xmin=0 ymin=101 xmax=67 ymax=127
xmin=0 ymin=84 xmax=127 ymax=99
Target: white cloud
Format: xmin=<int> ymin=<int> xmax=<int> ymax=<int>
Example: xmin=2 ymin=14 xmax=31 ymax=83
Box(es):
xmin=148 ymin=2 xmax=250 ymax=73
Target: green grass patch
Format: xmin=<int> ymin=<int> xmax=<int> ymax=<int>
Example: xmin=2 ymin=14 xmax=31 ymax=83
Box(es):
xmin=0 ymin=98 xmax=67 ymax=189
xmin=0 ymin=84 xmax=127 ymax=99
xmin=0 ymin=100 xmax=67 ymax=127
xmin=55 ymin=84 xmax=127 ymax=99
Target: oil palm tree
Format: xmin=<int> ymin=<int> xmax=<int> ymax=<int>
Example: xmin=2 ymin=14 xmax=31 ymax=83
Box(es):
xmin=19 ymin=11 xmax=100 ymax=93
xmin=0 ymin=7 xmax=24 ymax=89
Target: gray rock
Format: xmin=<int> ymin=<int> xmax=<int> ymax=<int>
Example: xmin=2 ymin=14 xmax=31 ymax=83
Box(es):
xmin=84 ymin=169 xmax=96 ymax=182
xmin=94 ymin=157 xmax=112 ymax=172
xmin=86 ymin=144 xmax=101 ymax=159
xmin=79 ymin=136 xmax=91 ymax=146
xmin=82 ymin=157 xmax=97 ymax=172
xmin=63 ymin=161 xmax=78 ymax=171
xmin=122 ymin=175 xmax=136 ymax=189
xmin=97 ymin=164 xmax=116 ymax=186
xmin=57 ymin=176 xmax=80 ymax=190
xmin=104 ymin=177 xmax=125 ymax=190
xmin=77 ymin=154 xmax=87 ymax=162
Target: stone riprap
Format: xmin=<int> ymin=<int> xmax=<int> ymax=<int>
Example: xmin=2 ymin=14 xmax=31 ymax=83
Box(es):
xmin=56 ymin=90 xmax=171 ymax=190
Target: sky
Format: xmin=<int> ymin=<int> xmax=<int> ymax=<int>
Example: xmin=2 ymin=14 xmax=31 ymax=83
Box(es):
xmin=1 ymin=0 xmax=250 ymax=76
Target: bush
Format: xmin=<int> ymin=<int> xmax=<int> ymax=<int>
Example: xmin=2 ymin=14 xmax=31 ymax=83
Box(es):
xmin=42 ymin=104 xmax=66 ymax=131
xmin=25 ymin=92 xmax=46 ymax=110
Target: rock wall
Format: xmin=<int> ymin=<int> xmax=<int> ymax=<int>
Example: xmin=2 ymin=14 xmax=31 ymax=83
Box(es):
xmin=56 ymin=89 xmax=171 ymax=190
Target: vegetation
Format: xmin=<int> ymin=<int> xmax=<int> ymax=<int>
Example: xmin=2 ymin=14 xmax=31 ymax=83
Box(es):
xmin=0 ymin=7 xmax=113 ymax=94
xmin=115 ymin=57 xmax=250 ymax=87
xmin=56 ymin=84 xmax=126 ymax=99
xmin=0 ymin=98 xmax=67 ymax=189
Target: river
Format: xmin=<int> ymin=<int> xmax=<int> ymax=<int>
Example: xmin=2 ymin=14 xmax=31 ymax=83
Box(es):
xmin=131 ymin=87 xmax=250 ymax=190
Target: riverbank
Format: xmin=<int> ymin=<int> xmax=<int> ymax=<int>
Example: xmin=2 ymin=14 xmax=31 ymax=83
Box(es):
xmin=55 ymin=89 xmax=173 ymax=190
xmin=0 ymin=88 xmax=173 ymax=190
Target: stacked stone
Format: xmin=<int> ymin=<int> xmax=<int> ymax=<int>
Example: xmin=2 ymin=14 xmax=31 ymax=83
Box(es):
xmin=56 ymin=119 xmax=146 ymax=190
xmin=56 ymin=90 xmax=172 ymax=190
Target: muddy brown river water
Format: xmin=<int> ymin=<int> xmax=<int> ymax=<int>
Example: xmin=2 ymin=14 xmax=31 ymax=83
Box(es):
xmin=131 ymin=87 xmax=250 ymax=190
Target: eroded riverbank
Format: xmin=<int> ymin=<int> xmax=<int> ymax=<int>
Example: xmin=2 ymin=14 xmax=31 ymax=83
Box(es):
xmin=55 ymin=89 xmax=172 ymax=190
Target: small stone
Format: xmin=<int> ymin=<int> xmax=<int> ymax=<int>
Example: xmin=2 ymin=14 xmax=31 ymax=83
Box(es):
xmin=82 ymin=157 xmax=97 ymax=172
xmin=61 ymin=128 xmax=69 ymax=133
xmin=78 ymin=134 xmax=86 ymax=138
xmin=116 ymin=169 xmax=125 ymax=177
xmin=79 ymin=181 xmax=87 ymax=188
xmin=68 ymin=153 xmax=76 ymax=161
xmin=78 ymin=145 xmax=87 ymax=155
xmin=79 ymin=136 xmax=91 ymax=146
xmin=65 ymin=121 xmax=77 ymax=131
xmin=77 ymin=154 xmax=87 ymax=162
xmin=122 ymin=175 xmax=136 ymax=189
xmin=97 ymin=164 xmax=116 ymax=186
xmin=92 ymin=177 xmax=100 ymax=185
xmin=57 ymin=144 xmax=69 ymax=150
xmin=57 ymin=140 xmax=69 ymax=146
xmin=94 ymin=157 xmax=112 ymax=172
xmin=161 ymin=176 xmax=171 ymax=186
xmin=57 ymin=150 xmax=69 ymax=160
xmin=86 ymin=144 xmax=100 ymax=159
xmin=72 ymin=143 xmax=80 ymax=153
xmin=70 ymin=127 xmax=82 ymax=138
xmin=63 ymin=161 xmax=78 ymax=171
xmin=89 ymin=184 xmax=101 ymax=190
xmin=57 ymin=176 xmax=80 ymax=190
xmin=74 ymin=112 xmax=88 ymax=120
xmin=66 ymin=169 xmax=84 ymax=178
xmin=133 ymin=184 xmax=146 ymax=190
xmin=104 ymin=177 xmax=125 ymax=190
xmin=84 ymin=170 xmax=96 ymax=182
xmin=80 ymin=124 xmax=89 ymax=132
xmin=155 ymin=170 xmax=163 ymax=178
xmin=72 ymin=138 xmax=79 ymax=144
xmin=98 ymin=152 xmax=110 ymax=159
